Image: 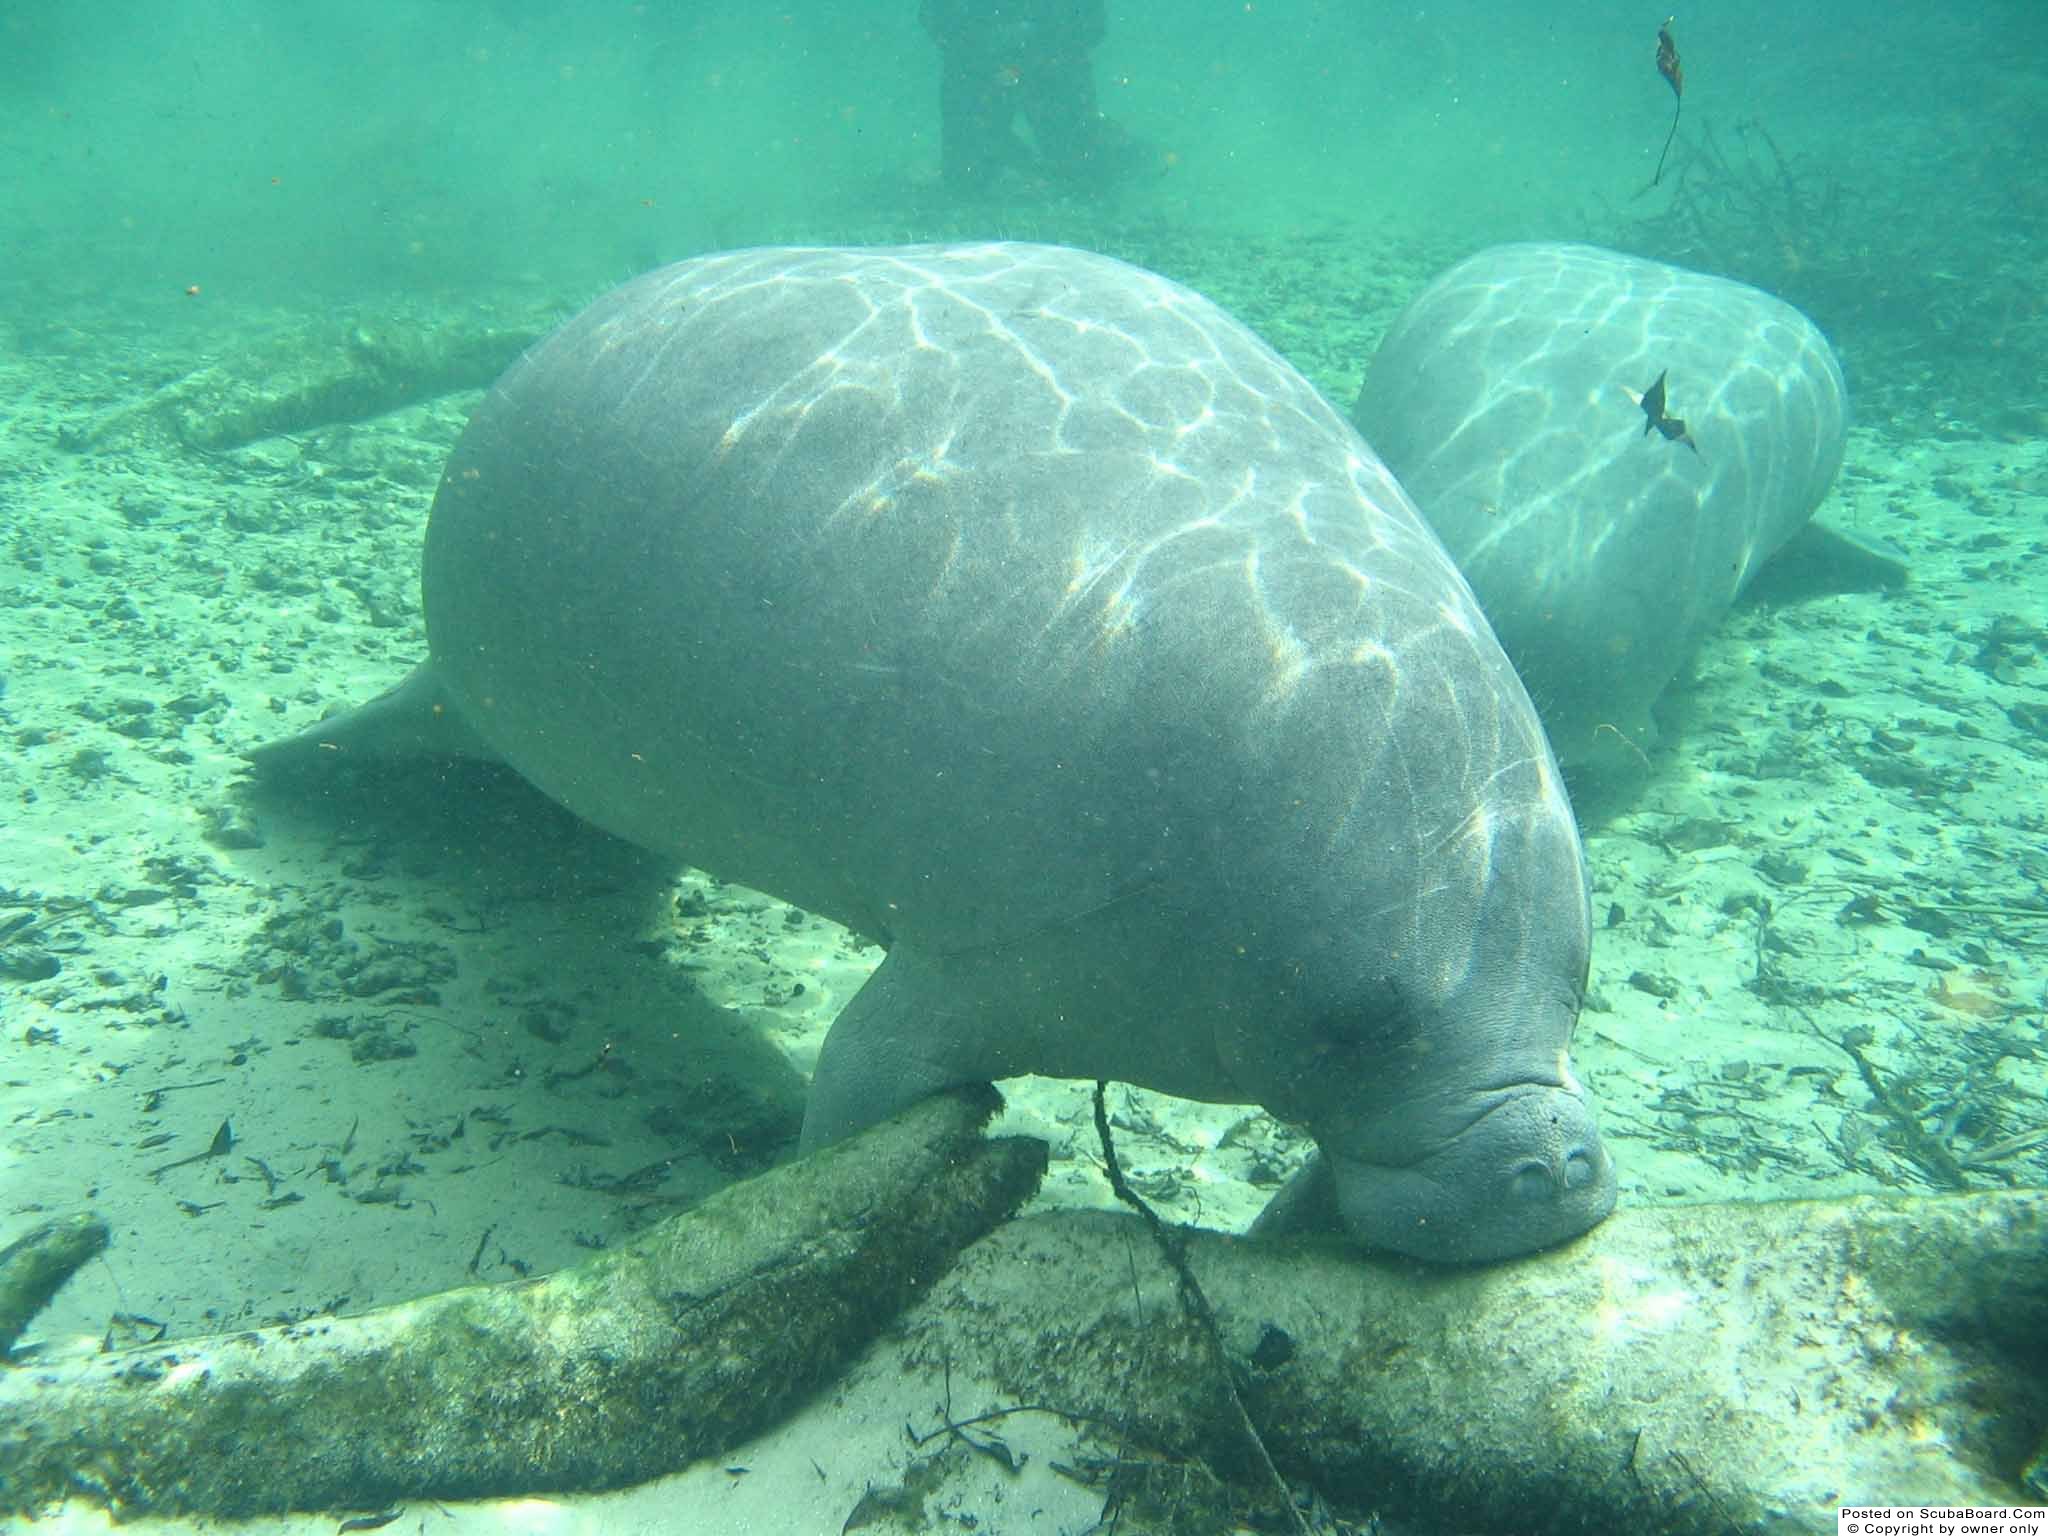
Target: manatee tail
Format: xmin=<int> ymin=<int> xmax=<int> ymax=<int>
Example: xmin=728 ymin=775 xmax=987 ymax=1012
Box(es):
xmin=246 ymin=664 xmax=497 ymax=774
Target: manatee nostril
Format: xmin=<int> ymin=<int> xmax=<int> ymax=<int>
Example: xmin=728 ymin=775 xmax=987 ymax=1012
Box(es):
xmin=1564 ymin=1148 xmax=1600 ymax=1190
xmin=1510 ymin=1161 xmax=1553 ymax=1201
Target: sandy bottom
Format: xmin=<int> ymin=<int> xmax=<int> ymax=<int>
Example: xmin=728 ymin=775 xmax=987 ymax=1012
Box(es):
xmin=4 ymin=225 xmax=2044 ymax=1533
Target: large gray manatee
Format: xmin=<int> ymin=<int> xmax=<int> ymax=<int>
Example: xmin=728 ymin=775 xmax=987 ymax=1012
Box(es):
xmin=1354 ymin=242 xmax=1851 ymax=777
xmin=254 ymin=242 xmax=1614 ymax=1262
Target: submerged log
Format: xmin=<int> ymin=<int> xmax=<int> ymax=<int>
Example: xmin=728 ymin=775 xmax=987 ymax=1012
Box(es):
xmin=921 ymin=1189 xmax=2048 ymax=1532
xmin=58 ymin=307 xmax=548 ymax=453
xmin=0 ymin=1088 xmax=1045 ymax=1519
xmin=0 ymin=1214 xmax=110 ymax=1359
xmin=7 ymin=1102 xmax=2040 ymax=1532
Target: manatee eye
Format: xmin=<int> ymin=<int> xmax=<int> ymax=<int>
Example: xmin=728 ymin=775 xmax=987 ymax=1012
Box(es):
xmin=1286 ymin=1014 xmax=1377 ymax=1092
xmin=1509 ymin=1160 xmax=1552 ymax=1201
xmin=1563 ymin=1148 xmax=1600 ymax=1190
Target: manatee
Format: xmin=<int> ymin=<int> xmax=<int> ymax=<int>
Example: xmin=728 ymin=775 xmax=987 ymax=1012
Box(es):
xmin=1353 ymin=242 xmax=1865 ymax=777
xmin=254 ymin=242 xmax=1614 ymax=1262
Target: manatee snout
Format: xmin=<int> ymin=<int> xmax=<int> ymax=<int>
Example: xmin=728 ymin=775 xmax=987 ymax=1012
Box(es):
xmin=1333 ymin=1086 xmax=1616 ymax=1264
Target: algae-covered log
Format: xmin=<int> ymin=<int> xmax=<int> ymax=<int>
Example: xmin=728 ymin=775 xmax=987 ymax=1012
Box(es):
xmin=926 ymin=1190 xmax=2048 ymax=1532
xmin=59 ymin=306 xmax=550 ymax=453
xmin=0 ymin=1088 xmax=1045 ymax=1519
xmin=0 ymin=1213 xmax=110 ymax=1358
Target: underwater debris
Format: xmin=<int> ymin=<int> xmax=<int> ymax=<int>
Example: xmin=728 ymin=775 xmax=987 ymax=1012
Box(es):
xmin=1827 ymin=1028 xmax=1972 ymax=1189
xmin=1624 ymin=114 xmax=1863 ymax=345
xmin=0 ymin=1214 xmax=110 ymax=1359
xmin=146 ymin=1118 xmax=233 ymax=1180
xmin=1651 ymin=16 xmax=1684 ymax=186
xmin=0 ymin=1089 xmax=1044 ymax=1519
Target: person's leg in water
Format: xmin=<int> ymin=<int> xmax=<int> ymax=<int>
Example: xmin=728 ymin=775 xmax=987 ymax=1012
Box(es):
xmin=936 ymin=46 xmax=1028 ymax=189
xmin=1020 ymin=50 xmax=1150 ymax=186
xmin=923 ymin=0 xmax=1139 ymax=193
xmin=1017 ymin=50 xmax=1103 ymax=181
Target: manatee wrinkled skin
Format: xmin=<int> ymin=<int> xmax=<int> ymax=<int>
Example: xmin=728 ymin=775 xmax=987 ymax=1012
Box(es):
xmin=1354 ymin=242 xmax=1849 ymax=776
xmin=255 ymin=242 xmax=1615 ymax=1262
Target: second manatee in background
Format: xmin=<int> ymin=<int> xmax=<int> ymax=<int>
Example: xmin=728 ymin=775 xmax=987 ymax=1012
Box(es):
xmin=1354 ymin=242 xmax=1860 ymax=784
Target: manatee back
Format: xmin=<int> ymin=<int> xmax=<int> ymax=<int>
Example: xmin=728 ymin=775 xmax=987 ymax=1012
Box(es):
xmin=423 ymin=243 xmax=1565 ymax=968
xmin=1354 ymin=242 xmax=1847 ymax=769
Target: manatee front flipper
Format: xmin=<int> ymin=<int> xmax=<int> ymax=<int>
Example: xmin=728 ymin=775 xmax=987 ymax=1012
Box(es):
xmin=1246 ymin=1151 xmax=1341 ymax=1238
xmin=246 ymin=663 xmax=495 ymax=773
xmin=801 ymin=947 xmax=987 ymax=1155
xmin=1745 ymin=517 xmax=1911 ymax=605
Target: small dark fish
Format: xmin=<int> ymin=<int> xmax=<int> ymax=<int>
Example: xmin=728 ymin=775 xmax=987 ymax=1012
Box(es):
xmin=1631 ymin=369 xmax=1699 ymax=454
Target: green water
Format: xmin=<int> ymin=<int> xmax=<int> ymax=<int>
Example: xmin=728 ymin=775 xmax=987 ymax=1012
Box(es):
xmin=3 ymin=2 xmax=2044 ymax=1528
